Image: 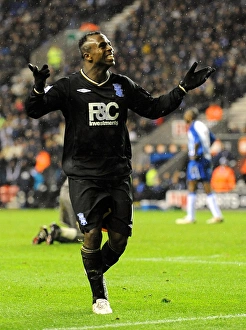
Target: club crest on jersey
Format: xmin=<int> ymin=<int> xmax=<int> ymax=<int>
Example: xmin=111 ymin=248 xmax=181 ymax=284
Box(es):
xmin=77 ymin=213 xmax=87 ymax=226
xmin=113 ymin=83 xmax=124 ymax=97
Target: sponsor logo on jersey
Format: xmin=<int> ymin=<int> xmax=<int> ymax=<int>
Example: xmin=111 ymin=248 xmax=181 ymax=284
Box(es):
xmin=113 ymin=83 xmax=124 ymax=97
xmin=77 ymin=213 xmax=87 ymax=226
xmin=77 ymin=88 xmax=91 ymax=93
xmin=89 ymin=102 xmax=119 ymax=126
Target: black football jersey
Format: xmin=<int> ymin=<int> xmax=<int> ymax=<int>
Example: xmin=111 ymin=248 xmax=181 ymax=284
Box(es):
xmin=25 ymin=70 xmax=185 ymax=180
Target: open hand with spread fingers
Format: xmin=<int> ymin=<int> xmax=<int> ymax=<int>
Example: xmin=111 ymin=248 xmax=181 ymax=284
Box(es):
xmin=28 ymin=63 xmax=50 ymax=93
xmin=179 ymin=62 xmax=216 ymax=93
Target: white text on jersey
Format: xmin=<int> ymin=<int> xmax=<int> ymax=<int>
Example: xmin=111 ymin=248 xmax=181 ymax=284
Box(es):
xmin=89 ymin=102 xmax=119 ymax=126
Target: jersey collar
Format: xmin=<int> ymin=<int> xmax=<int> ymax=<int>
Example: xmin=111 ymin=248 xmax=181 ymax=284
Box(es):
xmin=80 ymin=69 xmax=111 ymax=86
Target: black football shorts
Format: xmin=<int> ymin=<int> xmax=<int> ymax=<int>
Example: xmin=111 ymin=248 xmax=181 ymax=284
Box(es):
xmin=68 ymin=177 xmax=133 ymax=236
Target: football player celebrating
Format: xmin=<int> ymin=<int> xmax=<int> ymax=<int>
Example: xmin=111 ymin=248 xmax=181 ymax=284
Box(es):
xmin=26 ymin=31 xmax=215 ymax=314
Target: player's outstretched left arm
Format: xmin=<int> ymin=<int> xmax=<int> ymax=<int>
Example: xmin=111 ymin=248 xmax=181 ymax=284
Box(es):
xmin=179 ymin=62 xmax=216 ymax=93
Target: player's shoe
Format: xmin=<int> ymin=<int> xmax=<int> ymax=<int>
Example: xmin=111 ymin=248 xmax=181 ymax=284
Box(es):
xmin=32 ymin=226 xmax=49 ymax=244
xmin=206 ymin=217 xmax=224 ymax=224
xmin=46 ymin=223 xmax=62 ymax=245
xmin=92 ymin=299 xmax=112 ymax=314
xmin=175 ymin=216 xmax=195 ymax=224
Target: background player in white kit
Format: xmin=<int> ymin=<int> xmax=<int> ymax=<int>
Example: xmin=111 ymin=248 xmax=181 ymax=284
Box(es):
xmin=176 ymin=108 xmax=223 ymax=224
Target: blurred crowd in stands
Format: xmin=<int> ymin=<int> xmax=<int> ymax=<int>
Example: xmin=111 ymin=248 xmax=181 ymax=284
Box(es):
xmin=131 ymin=139 xmax=246 ymax=202
xmin=1 ymin=0 xmax=246 ymax=208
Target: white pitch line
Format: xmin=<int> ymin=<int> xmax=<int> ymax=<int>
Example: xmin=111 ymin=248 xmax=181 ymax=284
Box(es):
xmin=43 ymin=313 xmax=246 ymax=330
xmin=126 ymin=257 xmax=246 ymax=266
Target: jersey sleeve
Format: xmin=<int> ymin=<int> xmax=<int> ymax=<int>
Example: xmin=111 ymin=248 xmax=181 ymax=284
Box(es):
xmin=25 ymin=78 xmax=69 ymax=119
xmin=124 ymin=76 xmax=186 ymax=119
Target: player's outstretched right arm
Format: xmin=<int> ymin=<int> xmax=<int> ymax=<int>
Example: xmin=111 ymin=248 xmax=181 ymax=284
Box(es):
xmin=25 ymin=63 xmax=65 ymax=119
xmin=25 ymin=63 xmax=51 ymax=118
xmin=28 ymin=63 xmax=50 ymax=94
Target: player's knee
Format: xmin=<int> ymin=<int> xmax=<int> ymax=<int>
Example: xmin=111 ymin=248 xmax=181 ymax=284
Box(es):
xmin=83 ymin=227 xmax=102 ymax=249
xmin=109 ymin=233 xmax=128 ymax=254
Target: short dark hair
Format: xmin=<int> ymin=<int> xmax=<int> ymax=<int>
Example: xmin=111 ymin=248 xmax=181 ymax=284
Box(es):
xmin=190 ymin=107 xmax=199 ymax=119
xmin=186 ymin=107 xmax=199 ymax=120
xmin=78 ymin=31 xmax=101 ymax=58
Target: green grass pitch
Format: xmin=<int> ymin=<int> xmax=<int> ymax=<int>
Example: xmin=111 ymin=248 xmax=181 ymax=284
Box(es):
xmin=1 ymin=208 xmax=246 ymax=330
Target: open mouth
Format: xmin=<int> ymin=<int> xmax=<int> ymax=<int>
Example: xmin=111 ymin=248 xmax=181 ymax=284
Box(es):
xmin=106 ymin=53 xmax=114 ymax=59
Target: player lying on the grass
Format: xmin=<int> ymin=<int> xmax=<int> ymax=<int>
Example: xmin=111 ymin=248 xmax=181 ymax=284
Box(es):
xmin=26 ymin=31 xmax=215 ymax=314
xmin=33 ymin=178 xmax=84 ymax=244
